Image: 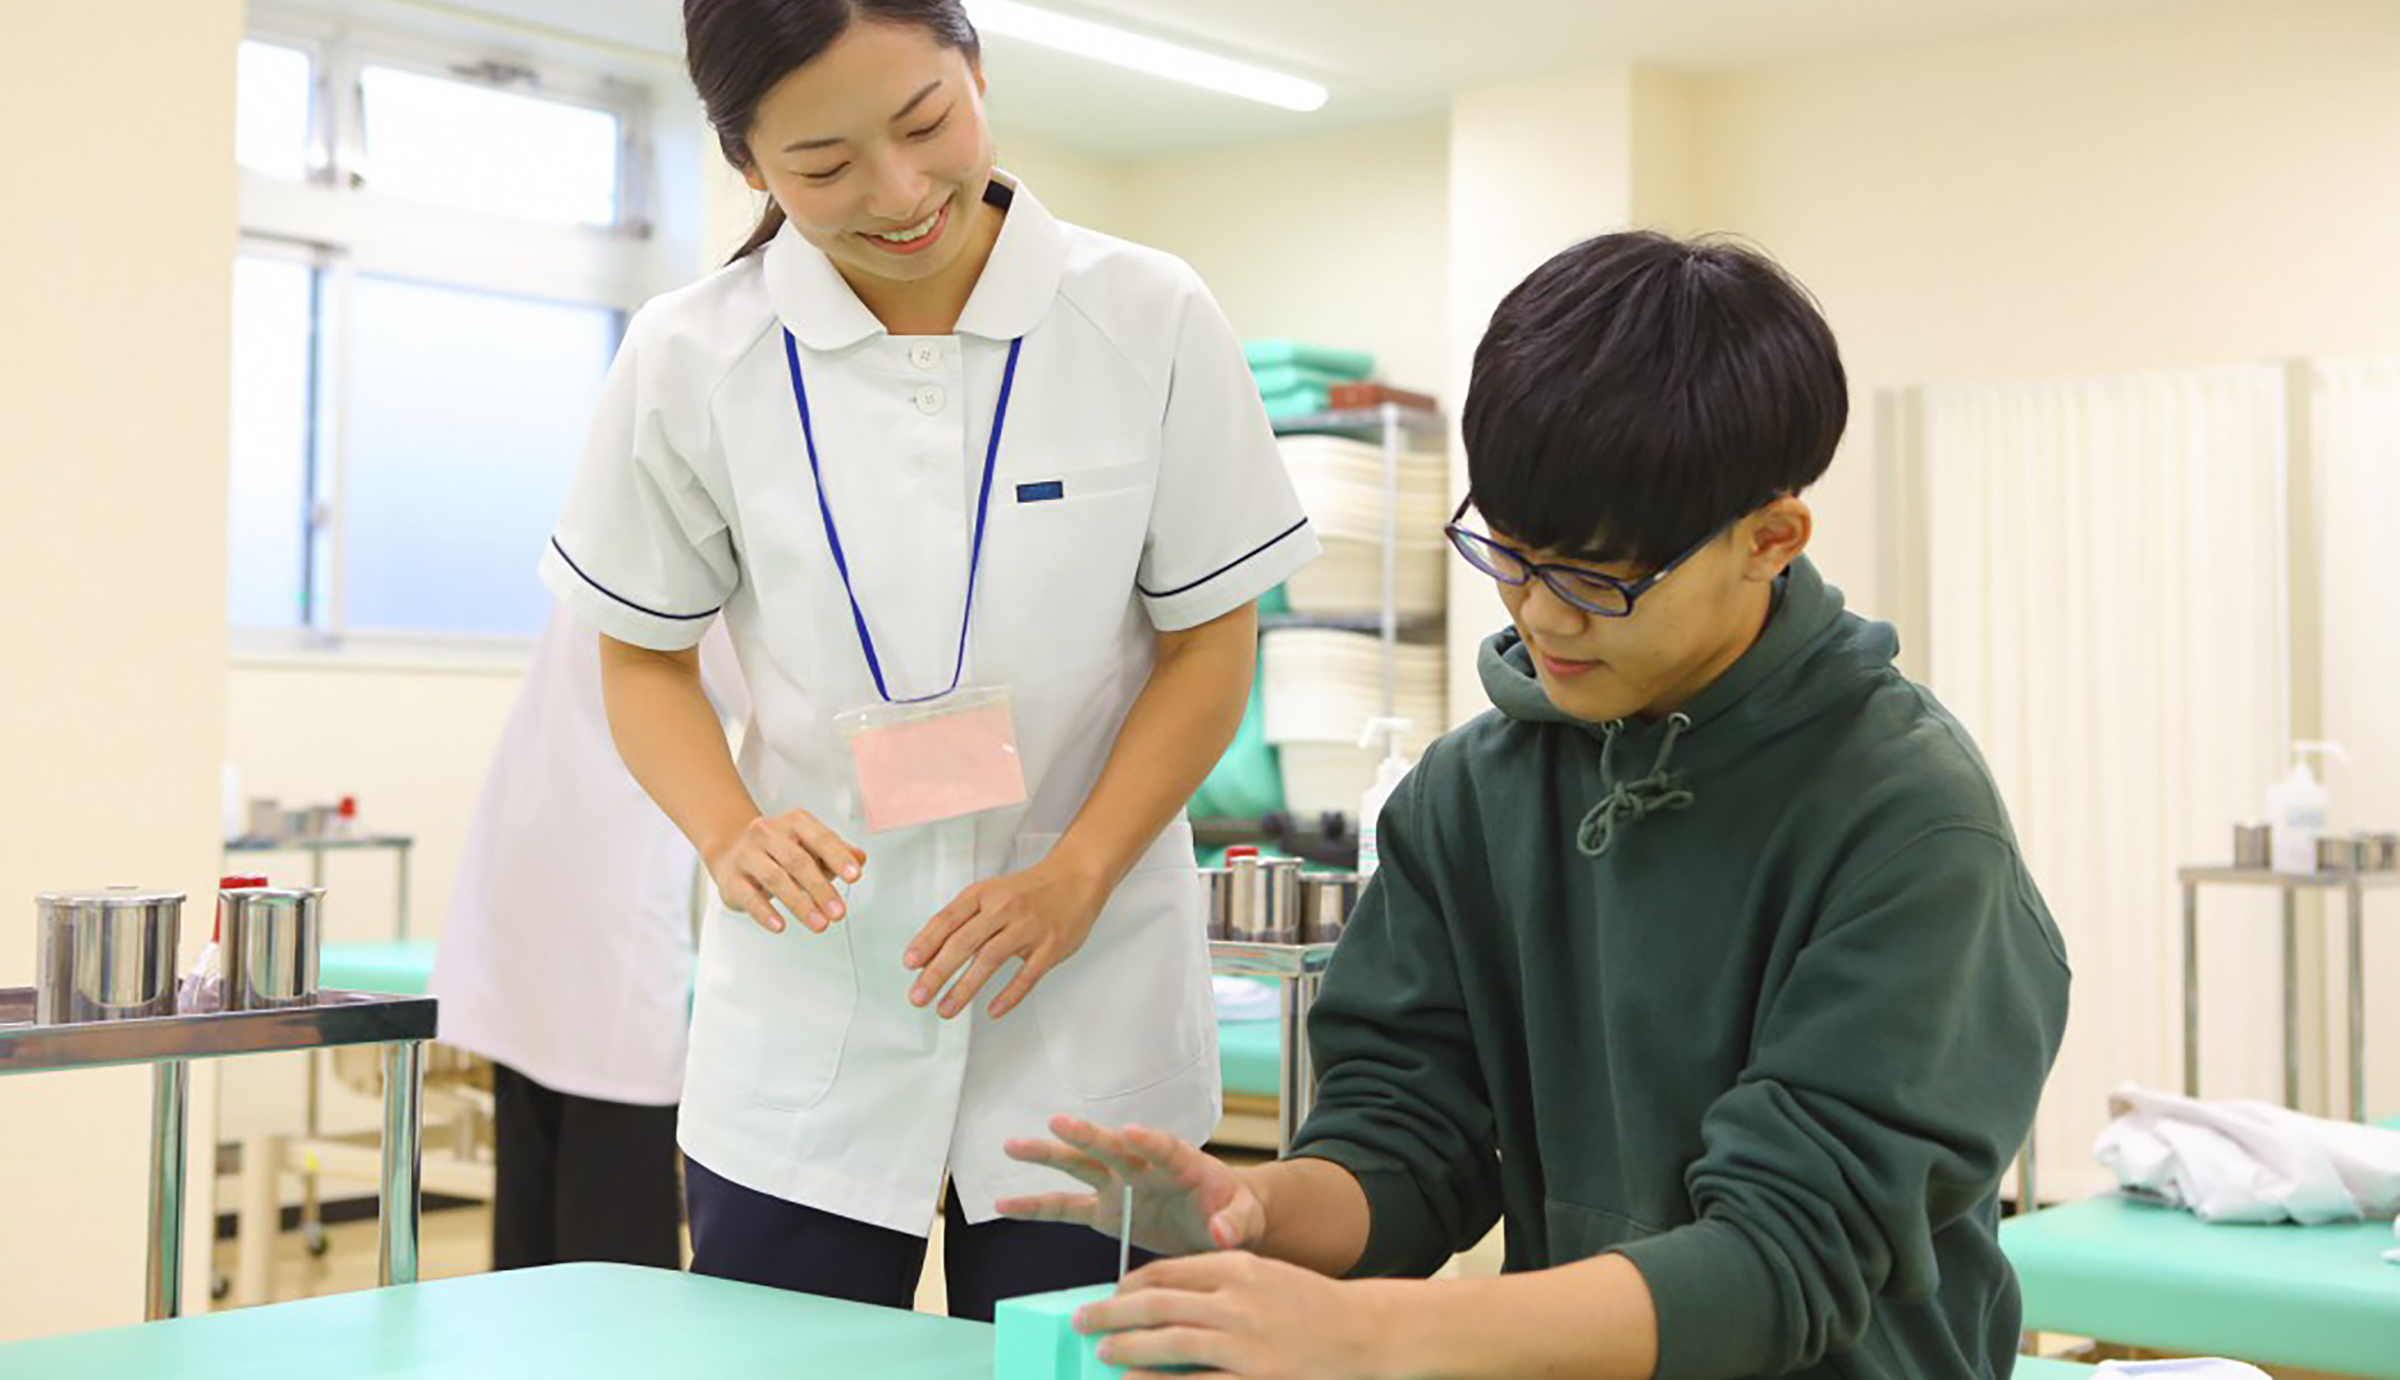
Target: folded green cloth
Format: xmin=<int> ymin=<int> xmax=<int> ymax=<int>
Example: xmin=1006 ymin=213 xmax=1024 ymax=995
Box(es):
xmin=1250 ymin=363 xmax=1353 ymax=395
xmin=1243 ymin=338 xmax=1375 ymax=379
xmin=1261 ymin=385 xmax=1332 ymax=420
xmin=1188 ymin=664 xmax=1283 ymax=819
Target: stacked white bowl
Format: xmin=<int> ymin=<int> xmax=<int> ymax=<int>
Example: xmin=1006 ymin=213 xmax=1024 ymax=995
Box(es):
xmin=1276 ymin=434 xmax=1449 ymax=618
xmin=1259 ymin=630 xmax=1444 ymax=815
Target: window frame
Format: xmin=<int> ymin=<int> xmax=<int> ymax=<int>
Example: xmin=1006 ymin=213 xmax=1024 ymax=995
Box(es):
xmin=231 ymin=12 xmax=669 ymax=661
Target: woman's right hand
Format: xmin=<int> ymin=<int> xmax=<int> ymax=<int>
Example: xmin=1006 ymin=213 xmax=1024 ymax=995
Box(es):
xmin=704 ymin=808 xmax=866 ymax=935
xmin=997 ymin=1116 xmax=1266 ymax=1258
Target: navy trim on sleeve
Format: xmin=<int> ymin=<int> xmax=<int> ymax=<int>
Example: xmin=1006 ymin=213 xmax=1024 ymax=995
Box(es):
xmin=549 ymin=538 xmax=722 ymax=621
xmin=1137 ymin=518 xmax=1311 ymax=600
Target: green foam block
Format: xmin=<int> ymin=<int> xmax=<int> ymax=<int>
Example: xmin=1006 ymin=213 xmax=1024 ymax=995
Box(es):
xmin=995 ymin=1284 xmax=1121 ymax=1380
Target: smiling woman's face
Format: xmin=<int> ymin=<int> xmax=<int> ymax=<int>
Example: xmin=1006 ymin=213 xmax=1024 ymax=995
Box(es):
xmin=738 ymin=19 xmax=997 ymax=292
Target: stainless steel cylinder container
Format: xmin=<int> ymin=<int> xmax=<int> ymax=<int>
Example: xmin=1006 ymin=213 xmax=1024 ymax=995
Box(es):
xmin=220 ymin=886 xmax=325 ymax=1011
xmin=2316 ymin=835 xmax=2365 ymax=873
xmin=2362 ymin=833 xmax=2399 ymax=873
xmin=35 ymin=889 xmax=186 ymax=1025
xmin=1298 ymin=872 xmax=1363 ymax=945
xmin=1200 ymin=867 xmax=1232 ymax=939
xmin=1223 ymin=854 xmax=1303 ymax=944
xmin=2232 ymin=823 xmax=2272 ymax=870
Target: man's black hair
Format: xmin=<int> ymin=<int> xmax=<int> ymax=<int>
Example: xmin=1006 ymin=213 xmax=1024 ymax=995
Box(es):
xmin=1460 ymin=230 xmax=1847 ymax=569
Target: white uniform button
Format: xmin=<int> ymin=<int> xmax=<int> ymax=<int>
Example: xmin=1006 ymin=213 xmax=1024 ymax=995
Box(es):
xmin=910 ymin=343 xmax=940 ymax=370
xmin=915 ymin=384 xmax=945 ymax=415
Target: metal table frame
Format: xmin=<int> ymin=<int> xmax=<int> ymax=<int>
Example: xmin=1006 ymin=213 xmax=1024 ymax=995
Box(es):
xmin=221 ymin=834 xmax=415 ymax=1256
xmin=2178 ymin=865 xmax=2395 ymax=1120
xmin=0 ymin=989 xmax=435 ymax=1320
xmin=1209 ymin=941 xmax=1336 ymax=1153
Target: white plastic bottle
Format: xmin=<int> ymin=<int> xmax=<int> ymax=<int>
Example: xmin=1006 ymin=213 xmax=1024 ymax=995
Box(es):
xmin=1356 ymin=717 xmax=1415 ymax=880
xmin=2267 ymin=740 xmax=2348 ymax=875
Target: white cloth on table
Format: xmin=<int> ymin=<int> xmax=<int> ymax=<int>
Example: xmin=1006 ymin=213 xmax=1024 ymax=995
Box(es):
xmin=2096 ymin=1361 xmax=2272 ymax=1378
xmin=1211 ymin=977 xmax=1279 ymax=1023
xmin=2093 ymin=1083 xmax=2400 ymax=1225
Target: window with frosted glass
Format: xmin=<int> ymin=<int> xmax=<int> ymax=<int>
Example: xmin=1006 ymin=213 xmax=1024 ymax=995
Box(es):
xmin=340 ymin=275 xmax=619 ymax=638
xmin=358 ymin=65 xmax=622 ymax=226
xmin=236 ymin=40 xmax=315 ymax=178
xmin=227 ymin=254 xmax=318 ymax=628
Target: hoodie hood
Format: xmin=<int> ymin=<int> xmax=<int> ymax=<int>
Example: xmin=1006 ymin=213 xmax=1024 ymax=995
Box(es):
xmin=1475 ymin=556 xmax=1900 ymax=854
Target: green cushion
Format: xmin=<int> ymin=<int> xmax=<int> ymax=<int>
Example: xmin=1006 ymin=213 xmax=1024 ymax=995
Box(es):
xmin=321 ymin=940 xmax=439 ymax=996
xmin=1260 ymin=386 xmax=1332 ymax=420
xmin=1249 ymin=363 xmax=1353 ymax=396
xmin=2000 ymin=1192 xmax=2400 ymax=1376
xmin=0 ymin=1263 xmax=996 ymax=1378
xmin=1241 ymin=339 xmax=1374 ymax=379
xmin=1218 ymin=1014 xmax=1282 ymax=1100
xmin=1187 ymin=668 xmax=1282 ymax=821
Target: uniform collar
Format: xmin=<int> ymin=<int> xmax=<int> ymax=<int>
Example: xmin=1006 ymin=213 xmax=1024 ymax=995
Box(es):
xmin=763 ymin=170 xmax=1064 ymax=350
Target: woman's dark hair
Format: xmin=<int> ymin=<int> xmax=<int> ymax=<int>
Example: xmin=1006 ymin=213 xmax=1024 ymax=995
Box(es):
xmin=1460 ymin=230 xmax=1848 ymax=570
xmin=684 ymin=0 xmax=982 ymax=263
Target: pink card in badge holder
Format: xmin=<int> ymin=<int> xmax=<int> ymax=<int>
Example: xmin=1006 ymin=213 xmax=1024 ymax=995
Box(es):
xmin=838 ymin=687 xmax=1028 ymax=834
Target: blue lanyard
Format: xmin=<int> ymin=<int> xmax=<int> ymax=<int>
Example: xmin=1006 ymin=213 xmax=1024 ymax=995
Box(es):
xmin=783 ymin=329 xmax=1023 ymax=705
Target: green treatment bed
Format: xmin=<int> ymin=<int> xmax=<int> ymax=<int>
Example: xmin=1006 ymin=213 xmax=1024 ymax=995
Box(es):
xmin=2001 ymin=1190 xmax=2400 ymax=1377
xmin=0 ymin=1262 xmax=2109 ymax=1379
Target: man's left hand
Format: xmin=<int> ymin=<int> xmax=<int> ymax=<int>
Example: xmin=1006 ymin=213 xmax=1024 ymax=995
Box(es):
xmin=1075 ymin=1252 xmax=1401 ymax=1380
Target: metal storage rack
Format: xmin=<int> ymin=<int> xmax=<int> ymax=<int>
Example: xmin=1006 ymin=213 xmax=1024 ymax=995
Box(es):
xmin=2177 ymin=864 xmax=2395 ymax=1120
xmin=0 ymin=989 xmax=434 ymax=1320
xmin=1269 ymin=402 xmax=1448 ymax=719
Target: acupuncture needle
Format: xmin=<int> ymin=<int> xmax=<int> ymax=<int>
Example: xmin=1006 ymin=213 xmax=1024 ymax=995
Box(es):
xmin=1116 ymin=1181 xmax=1133 ymax=1283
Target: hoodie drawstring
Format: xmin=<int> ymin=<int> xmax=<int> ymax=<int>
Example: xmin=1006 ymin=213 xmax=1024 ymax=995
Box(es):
xmin=1577 ymin=712 xmax=1696 ymax=857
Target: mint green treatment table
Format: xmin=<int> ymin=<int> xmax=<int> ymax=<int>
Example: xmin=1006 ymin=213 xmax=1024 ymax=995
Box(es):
xmin=2001 ymin=1192 xmax=2400 ymax=1377
xmin=321 ymin=941 xmax=439 ymax=997
xmin=0 ymin=1262 xmax=2105 ymax=1378
xmin=0 ymin=1264 xmax=993 ymax=1379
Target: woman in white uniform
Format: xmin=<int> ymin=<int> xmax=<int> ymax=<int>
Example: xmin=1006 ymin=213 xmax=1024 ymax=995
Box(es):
xmin=428 ymin=603 xmax=743 ymax=1271
xmin=538 ymin=0 xmax=1317 ymax=1319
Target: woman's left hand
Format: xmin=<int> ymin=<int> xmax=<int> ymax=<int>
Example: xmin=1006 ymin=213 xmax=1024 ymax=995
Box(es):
xmin=1076 ymin=1252 xmax=1400 ymax=1380
xmin=905 ymin=855 xmax=1110 ymax=1019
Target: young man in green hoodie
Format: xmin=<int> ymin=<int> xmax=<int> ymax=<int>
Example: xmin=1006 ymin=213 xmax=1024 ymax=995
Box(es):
xmin=996 ymin=231 xmax=2071 ymax=1379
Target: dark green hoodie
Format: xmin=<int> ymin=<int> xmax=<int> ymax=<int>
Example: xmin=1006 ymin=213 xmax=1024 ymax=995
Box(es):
xmin=1291 ymin=557 xmax=2070 ymax=1379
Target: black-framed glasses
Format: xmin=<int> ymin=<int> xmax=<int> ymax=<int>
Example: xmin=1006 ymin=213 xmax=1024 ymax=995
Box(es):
xmin=1443 ymin=496 xmax=1732 ymax=618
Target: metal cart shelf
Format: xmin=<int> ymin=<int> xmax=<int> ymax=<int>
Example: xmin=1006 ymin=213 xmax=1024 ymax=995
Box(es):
xmin=0 ymin=989 xmax=434 ymax=1320
xmin=1209 ymin=940 xmax=1336 ymax=1154
xmin=2178 ymin=865 xmax=2397 ymax=1121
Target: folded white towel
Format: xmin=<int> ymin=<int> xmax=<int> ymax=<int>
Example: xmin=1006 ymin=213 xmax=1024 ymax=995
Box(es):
xmin=1212 ymin=977 xmax=1280 ymax=1023
xmin=2094 ymin=1083 xmax=2400 ymax=1224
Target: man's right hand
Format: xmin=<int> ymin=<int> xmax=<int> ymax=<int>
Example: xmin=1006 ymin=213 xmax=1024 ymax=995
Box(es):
xmin=704 ymin=808 xmax=866 ymax=935
xmin=997 ymin=1116 xmax=1266 ymax=1257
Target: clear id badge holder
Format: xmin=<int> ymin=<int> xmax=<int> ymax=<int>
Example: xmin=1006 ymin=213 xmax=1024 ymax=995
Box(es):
xmin=835 ymin=685 xmax=1028 ymax=835
xmin=788 ymin=332 xmax=1034 ymax=836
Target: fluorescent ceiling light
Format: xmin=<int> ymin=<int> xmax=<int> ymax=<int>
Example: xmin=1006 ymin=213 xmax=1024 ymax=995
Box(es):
xmin=968 ymin=1 xmax=1328 ymax=113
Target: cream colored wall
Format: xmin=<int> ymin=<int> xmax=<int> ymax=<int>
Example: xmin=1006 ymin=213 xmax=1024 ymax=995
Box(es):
xmin=0 ymin=0 xmax=242 ymax=1339
xmin=1690 ymin=0 xmax=2400 ymax=621
xmin=993 ymin=129 xmax=1134 ymax=235
xmin=1686 ymin=0 xmax=2400 ymax=1184
xmin=1114 ymin=119 xmax=1452 ymax=403
xmin=1443 ymin=66 xmax=1675 ymax=725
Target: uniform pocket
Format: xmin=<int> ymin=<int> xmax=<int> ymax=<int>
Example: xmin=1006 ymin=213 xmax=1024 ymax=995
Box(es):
xmin=1010 ymin=461 xmax=1151 ymax=503
xmin=1018 ymin=828 xmax=1210 ymax=1100
xmin=693 ymin=901 xmax=859 ymax=1111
